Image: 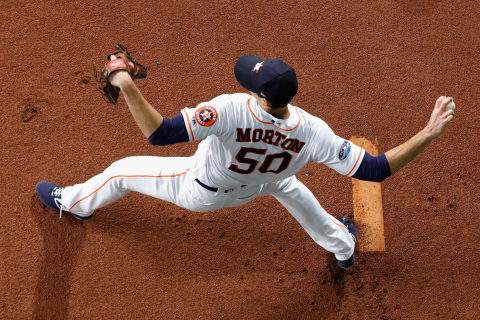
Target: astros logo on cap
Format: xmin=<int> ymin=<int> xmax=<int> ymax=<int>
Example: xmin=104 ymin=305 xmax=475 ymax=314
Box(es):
xmin=195 ymin=106 xmax=218 ymax=127
xmin=253 ymin=61 xmax=264 ymax=73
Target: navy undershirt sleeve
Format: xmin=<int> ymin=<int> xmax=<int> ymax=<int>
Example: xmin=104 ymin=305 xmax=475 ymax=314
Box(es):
xmin=148 ymin=114 xmax=189 ymax=145
xmin=352 ymin=152 xmax=392 ymax=182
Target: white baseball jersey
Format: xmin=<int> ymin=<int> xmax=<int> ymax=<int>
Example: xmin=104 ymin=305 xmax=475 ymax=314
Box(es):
xmin=61 ymin=92 xmax=360 ymax=261
xmin=181 ymin=93 xmax=364 ymax=188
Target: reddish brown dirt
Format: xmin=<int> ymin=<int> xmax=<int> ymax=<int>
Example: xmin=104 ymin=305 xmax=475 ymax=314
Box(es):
xmin=1 ymin=0 xmax=479 ymax=319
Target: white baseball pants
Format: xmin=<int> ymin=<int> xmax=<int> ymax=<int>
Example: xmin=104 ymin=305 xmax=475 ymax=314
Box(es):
xmin=61 ymin=156 xmax=355 ymax=260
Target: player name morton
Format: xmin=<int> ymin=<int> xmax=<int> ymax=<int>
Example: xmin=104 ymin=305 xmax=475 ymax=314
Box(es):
xmin=235 ymin=128 xmax=306 ymax=154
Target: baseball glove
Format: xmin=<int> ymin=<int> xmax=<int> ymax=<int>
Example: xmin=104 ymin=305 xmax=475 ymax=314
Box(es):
xmin=94 ymin=44 xmax=148 ymax=106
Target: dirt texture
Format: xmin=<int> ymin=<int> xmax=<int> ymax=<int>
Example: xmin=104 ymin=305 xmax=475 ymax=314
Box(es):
xmin=1 ymin=0 xmax=479 ymax=319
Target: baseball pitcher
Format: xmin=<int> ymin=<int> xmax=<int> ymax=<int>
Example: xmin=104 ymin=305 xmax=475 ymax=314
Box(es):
xmin=36 ymin=51 xmax=454 ymax=269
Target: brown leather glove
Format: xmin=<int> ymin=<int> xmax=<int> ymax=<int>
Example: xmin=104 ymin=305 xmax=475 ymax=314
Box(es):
xmin=94 ymin=44 xmax=148 ymax=106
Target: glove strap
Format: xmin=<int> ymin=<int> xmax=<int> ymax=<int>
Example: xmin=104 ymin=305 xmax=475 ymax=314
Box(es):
xmin=107 ymin=58 xmax=128 ymax=71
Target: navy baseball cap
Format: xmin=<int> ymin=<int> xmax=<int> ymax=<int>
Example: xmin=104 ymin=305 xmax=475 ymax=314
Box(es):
xmin=234 ymin=55 xmax=298 ymax=106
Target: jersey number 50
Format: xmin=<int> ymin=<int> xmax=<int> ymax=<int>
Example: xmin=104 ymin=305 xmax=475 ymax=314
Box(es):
xmin=228 ymin=147 xmax=292 ymax=174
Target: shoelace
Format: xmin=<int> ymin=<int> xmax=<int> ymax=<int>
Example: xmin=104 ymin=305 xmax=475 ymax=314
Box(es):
xmin=52 ymin=187 xmax=63 ymax=197
xmin=51 ymin=187 xmax=68 ymax=219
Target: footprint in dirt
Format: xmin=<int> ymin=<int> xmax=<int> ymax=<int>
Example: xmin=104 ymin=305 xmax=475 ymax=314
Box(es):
xmin=74 ymin=70 xmax=91 ymax=88
xmin=20 ymin=99 xmax=49 ymax=122
xmin=21 ymin=106 xmax=38 ymax=122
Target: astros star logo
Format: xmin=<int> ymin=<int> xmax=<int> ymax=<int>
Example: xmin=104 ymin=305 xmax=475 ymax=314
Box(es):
xmin=199 ymin=109 xmax=213 ymax=122
xmin=253 ymin=61 xmax=264 ymax=73
xmin=195 ymin=106 xmax=218 ymax=127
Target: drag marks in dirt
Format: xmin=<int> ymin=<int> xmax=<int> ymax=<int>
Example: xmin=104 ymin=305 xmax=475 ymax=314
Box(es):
xmin=171 ymin=215 xmax=230 ymax=239
xmin=164 ymin=211 xmax=343 ymax=317
xmin=336 ymin=260 xmax=397 ymax=320
xmin=423 ymin=187 xmax=459 ymax=215
xmin=209 ymin=234 xmax=396 ymax=319
xmin=256 ymin=246 xmax=342 ymax=317
xmin=271 ymin=245 xmax=312 ymax=290
xmin=30 ymin=195 xmax=87 ymax=320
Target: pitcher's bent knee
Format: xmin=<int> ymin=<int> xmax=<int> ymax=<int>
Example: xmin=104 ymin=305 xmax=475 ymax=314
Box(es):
xmin=104 ymin=157 xmax=137 ymax=174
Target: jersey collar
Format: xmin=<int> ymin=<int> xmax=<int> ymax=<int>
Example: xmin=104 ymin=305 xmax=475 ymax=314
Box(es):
xmin=247 ymin=97 xmax=301 ymax=132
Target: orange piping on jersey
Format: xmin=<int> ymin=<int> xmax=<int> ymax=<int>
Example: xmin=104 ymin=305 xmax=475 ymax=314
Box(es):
xmin=346 ymin=148 xmax=364 ymax=176
xmin=329 ymin=216 xmax=348 ymax=230
xmin=68 ymin=169 xmax=190 ymax=211
xmin=182 ymin=109 xmax=195 ymax=141
xmin=247 ymin=98 xmax=301 ymax=132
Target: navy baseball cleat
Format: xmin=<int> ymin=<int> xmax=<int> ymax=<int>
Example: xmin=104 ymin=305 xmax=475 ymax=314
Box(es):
xmin=35 ymin=181 xmax=92 ymax=220
xmin=337 ymin=217 xmax=358 ymax=269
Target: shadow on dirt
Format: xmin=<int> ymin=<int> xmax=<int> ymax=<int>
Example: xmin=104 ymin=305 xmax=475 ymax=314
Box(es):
xmin=30 ymin=194 xmax=87 ymax=320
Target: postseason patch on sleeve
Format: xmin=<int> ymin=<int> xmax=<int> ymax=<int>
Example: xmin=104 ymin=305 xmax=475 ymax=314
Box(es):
xmin=339 ymin=140 xmax=351 ymax=160
xmin=194 ymin=106 xmax=218 ymax=127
